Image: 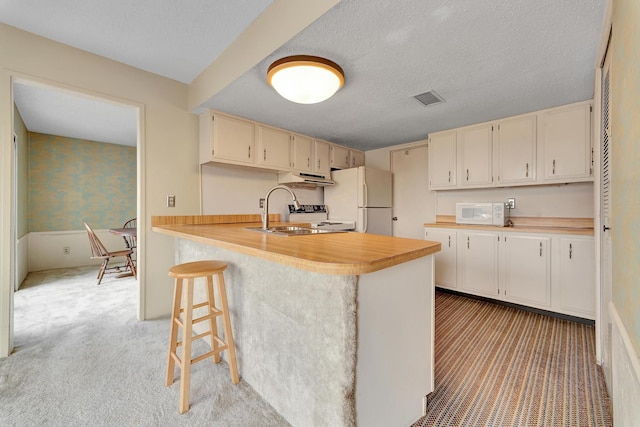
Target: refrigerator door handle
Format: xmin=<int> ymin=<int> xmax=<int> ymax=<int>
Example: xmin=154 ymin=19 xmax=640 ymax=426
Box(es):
xmin=363 ymin=210 xmax=368 ymax=233
xmin=363 ymin=181 xmax=368 ymax=207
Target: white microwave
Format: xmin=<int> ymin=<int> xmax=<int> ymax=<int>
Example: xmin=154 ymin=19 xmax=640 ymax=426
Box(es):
xmin=455 ymin=202 xmax=510 ymax=226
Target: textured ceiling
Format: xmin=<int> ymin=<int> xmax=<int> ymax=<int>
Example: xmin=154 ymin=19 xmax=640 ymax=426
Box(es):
xmin=4 ymin=0 xmax=606 ymax=150
xmin=206 ymin=0 xmax=606 ymax=150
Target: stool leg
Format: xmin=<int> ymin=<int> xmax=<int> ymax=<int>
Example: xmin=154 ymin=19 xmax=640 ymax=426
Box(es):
xmin=205 ymin=275 xmax=221 ymax=363
xmin=179 ymin=278 xmax=195 ymax=414
xmin=166 ymin=277 xmax=183 ymax=386
xmin=216 ymin=272 xmax=240 ymax=384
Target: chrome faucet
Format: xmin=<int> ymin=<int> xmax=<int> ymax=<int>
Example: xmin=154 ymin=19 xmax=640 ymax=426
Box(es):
xmin=262 ymin=185 xmax=300 ymax=230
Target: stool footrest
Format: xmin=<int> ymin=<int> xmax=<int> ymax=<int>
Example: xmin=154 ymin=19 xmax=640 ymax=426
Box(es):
xmin=193 ymin=310 xmax=222 ymax=325
xmin=179 ymin=301 xmax=217 ymax=313
xmin=191 ymin=346 xmax=228 ymax=365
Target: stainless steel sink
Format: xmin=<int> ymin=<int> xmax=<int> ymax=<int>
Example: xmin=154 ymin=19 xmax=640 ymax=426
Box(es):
xmin=244 ymin=226 xmax=347 ymax=236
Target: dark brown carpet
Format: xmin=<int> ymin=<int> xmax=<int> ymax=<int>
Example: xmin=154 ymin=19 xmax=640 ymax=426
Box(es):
xmin=412 ymin=291 xmax=612 ymax=427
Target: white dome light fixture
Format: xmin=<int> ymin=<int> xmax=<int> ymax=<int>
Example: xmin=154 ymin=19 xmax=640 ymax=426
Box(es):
xmin=267 ymin=55 xmax=345 ymax=104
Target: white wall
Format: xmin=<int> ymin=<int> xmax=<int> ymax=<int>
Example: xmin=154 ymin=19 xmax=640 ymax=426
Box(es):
xmin=16 ymin=235 xmax=27 ymax=290
xmin=27 ymin=230 xmax=127 ymax=272
xmin=201 ymin=163 xmax=323 ymax=219
xmin=436 ymin=183 xmax=594 ymax=218
xmin=0 ymin=22 xmax=200 ymax=342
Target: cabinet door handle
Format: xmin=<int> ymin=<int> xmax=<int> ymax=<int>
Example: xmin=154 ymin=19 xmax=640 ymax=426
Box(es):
xmin=539 ymin=241 xmax=543 ymax=257
xmin=526 ymin=163 xmax=529 ymax=177
xmin=263 ymin=148 xmax=267 ymax=161
xmin=248 ymin=146 xmax=251 ymax=159
xmin=552 ymin=159 xmax=556 ymax=174
xmin=307 ymin=157 xmax=310 ymax=168
xmin=448 ymin=170 xmax=451 ymax=182
xmin=448 ymin=235 xmax=451 ymax=248
xmin=466 ymin=169 xmax=469 ymax=181
xmin=318 ymin=159 xmax=321 ymax=169
xmin=569 ymin=243 xmax=573 ymax=259
xmin=467 ymin=236 xmax=470 ymax=249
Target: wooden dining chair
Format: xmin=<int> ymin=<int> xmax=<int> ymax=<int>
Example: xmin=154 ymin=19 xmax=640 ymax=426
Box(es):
xmin=84 ymin=222 xmax=137 ymax=285
xmin=122 ymin=218 xmax=137 ymax=250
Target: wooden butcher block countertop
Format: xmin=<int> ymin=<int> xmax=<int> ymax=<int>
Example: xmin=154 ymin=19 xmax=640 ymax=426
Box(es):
xmin=424 ymin=215 xmax=594 ymax=236
xmin=152 ymin=214 xmax=441 ymax=275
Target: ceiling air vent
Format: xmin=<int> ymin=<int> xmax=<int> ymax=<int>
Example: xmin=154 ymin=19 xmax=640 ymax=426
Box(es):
xmin=414 ymin=90 xmax=445 ymax=107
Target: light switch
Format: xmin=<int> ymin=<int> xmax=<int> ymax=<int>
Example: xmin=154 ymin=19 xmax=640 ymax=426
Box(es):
xmin=167 ymin=195 xmax=176 ymax=207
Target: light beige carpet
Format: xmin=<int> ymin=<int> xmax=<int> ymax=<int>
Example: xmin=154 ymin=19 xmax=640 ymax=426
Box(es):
xmin=0 ymin=266 xmax=290 ymax=427
xmin=413 ymin=290 xmax=613 ymax=427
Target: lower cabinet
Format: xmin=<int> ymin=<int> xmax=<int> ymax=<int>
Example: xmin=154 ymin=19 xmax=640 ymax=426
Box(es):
xmin=558 ymin=236 xmax=596 ymax=318
xmin=501 ymin=234 xmax=551 ymax=309
xmin=424 ymin=229 xmax=457 ymax=289
xmin=460 ymin=231 xmax=499 ymax=298
xmin=425 ymin=227 xmax=595 ymax=319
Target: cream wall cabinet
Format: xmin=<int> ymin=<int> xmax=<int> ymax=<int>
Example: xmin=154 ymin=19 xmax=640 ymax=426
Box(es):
xmin=459 ymin=124 xmax=494 ymax=188
xmin=428 ymin=130 xmax=457 ymax=189
xmin=495 ymin=115 xmax=537 ymax=185
xmin=558 ymin=236 xmax=596 ymax=318
xmin=200 ymin=110 xmax=355 ymax=176
xmin=501 ymin=234 xmax=551 ymax=309
xmin=427 ymin=100 xmax=592 ymax=190
xmin=314 ymin=140 xmax=331 ymax=176
xmin=425 ymin=226 xmax=594 ymax=319
xmin=331 ymin=144 xmax=351 ymax=169
xmin=350 ymin=149 xmax=365 ymax=168
xmin=199 ymin=111 xmax=255 ymax=166
xmin=256 ymin=125 xmax=291 ymax=169
xmin=460 ymin=231 xmax=499 ymax=297
xmin=291 ymin=134 xmax=313 ymax=172
xmin=542 ymin=103 xmax=592 ymax=183
xmin=424 ymin=228 xmax=457 ymax=289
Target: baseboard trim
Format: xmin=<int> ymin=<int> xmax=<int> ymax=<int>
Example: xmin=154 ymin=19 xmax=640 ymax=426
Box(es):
xmin=436 ymin=287 xmax=595 ymax=325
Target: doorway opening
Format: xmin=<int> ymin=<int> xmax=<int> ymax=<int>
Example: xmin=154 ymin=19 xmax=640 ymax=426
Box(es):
xmin=8 ymin=76 xmax=144 ymax=354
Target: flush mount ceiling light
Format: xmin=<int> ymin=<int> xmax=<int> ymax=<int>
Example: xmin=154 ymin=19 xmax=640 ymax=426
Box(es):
xmin=267 ymin=55 xmax=344 ymax=104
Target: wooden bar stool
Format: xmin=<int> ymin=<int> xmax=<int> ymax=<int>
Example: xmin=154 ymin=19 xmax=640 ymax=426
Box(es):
xmin=165 ymin=260 xmax=239 ymax=414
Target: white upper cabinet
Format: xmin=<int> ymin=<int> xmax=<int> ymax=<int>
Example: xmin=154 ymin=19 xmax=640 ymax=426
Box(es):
xmin=428 ymin=130 xmax=457 ymax=189
xmin=350 ymin=149 xmax=365 ymax=168
xmin=542 ymin=102 xmax=592 ymax=182
xmin=427 ymin=100 xmax=592 ymax=190
xmin=291 ymin=134 xmax=313 ymax=172
xmin=199 ymin=111 xmax=255 ymax=165
xmin=330 ymin=144 xmax=351 ymax=170
xmin=199 ymin=109 xmax=355 ymax=175
xmin=314 ymin=140 xmax=331 ymax=176
xmin=495 ymin=115 xmax=537 ymax=185
xmin=459 ymin=124 xmax=493 ymax=187
xmin=256 ymin=125 xmax=291 ymax=169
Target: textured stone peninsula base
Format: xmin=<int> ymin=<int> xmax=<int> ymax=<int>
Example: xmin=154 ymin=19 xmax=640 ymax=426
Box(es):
xmin=175 ymin=238 xmax=433 ymax=426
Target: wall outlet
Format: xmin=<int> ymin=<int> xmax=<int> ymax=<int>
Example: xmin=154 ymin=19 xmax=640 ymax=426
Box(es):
xmin=507 ymin=198 xmax=516 ymax=209
xmin=259 ymin=198 xmax=265 ymax=208
xmin=167 ymin=194 xmax=176 ymax=208
xmin=63 ymin=247 xmax=70 ymax=255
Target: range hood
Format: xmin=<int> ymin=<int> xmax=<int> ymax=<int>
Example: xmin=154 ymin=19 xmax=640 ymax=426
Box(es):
xmin=277 ymin=171 xmax=335 ymax=187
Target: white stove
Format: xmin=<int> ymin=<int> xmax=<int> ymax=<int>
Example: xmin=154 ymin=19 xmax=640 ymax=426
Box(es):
xmin=289 ymin=205 xmax=355 ymax=231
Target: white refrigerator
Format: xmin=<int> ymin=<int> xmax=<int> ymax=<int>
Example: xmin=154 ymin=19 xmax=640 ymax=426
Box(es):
xmin=324 ymin=166 xmax=393 ymax=235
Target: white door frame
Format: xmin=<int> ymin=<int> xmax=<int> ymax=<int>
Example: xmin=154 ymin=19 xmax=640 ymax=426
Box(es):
xmin=592 ymin=0 xmax=613 ymax=367
xmin=0 ymin=72 xmax=146 ymax=357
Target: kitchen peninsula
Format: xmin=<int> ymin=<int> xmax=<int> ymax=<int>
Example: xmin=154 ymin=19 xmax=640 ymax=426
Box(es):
xmin=152 ymin=215 xmax=441 ymax=427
